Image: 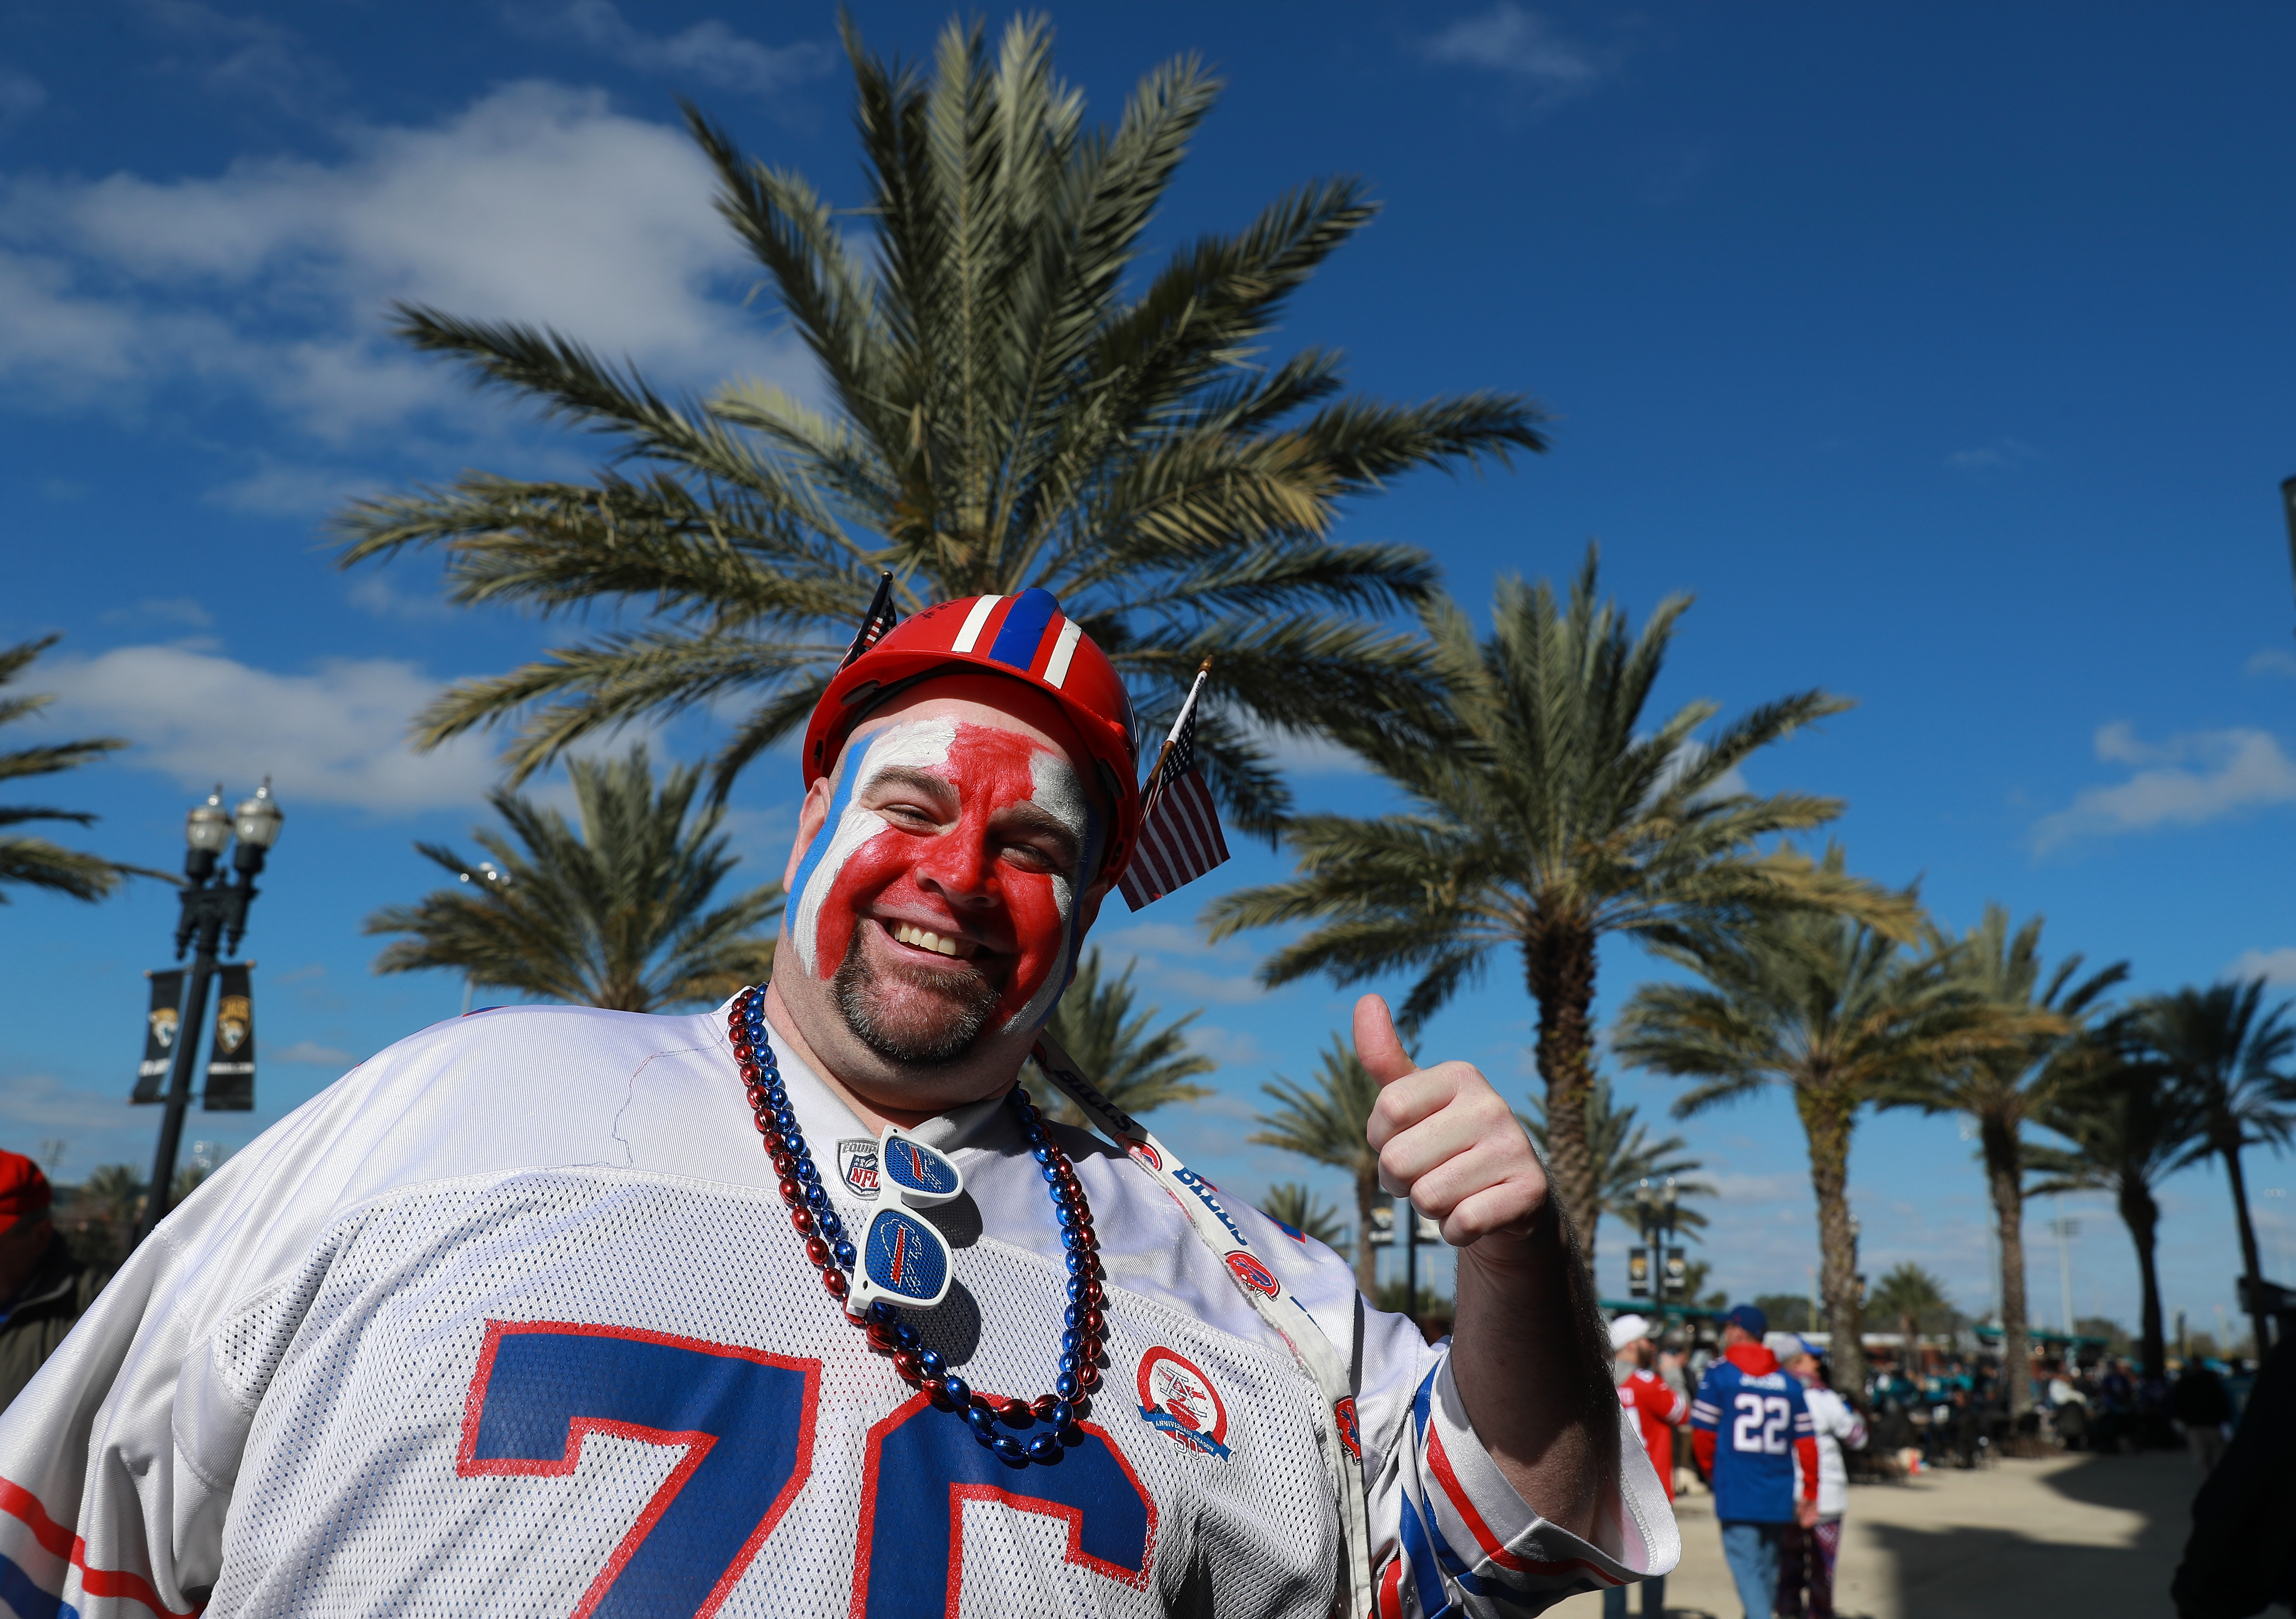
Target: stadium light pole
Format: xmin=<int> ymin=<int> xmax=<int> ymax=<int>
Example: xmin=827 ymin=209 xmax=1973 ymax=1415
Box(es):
xmin=138 ymin=780 xmax=283 ymax=1244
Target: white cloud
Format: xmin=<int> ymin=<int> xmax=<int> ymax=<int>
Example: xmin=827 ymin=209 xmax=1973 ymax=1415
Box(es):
xmin=0 ymin=66 xmax=45 ymax=127
xmin=204 ymin=460 xmax=374 ymax=517
xmin=2229 ymin=948 xmax=2296 ymax=987
xmin=1187 ymin=1025 xmax=1267 ymax=1067
xmin=0 ymin=81 xmax=807 ymax=442
xmin=44 ymin=643 xmax=503 ymax=812
xmin=2247 ymin=648 xmax=2296 ymax=679
xmin=1090 ymin=921 xmax=1269 ymax=1005
xmin=2034 ymin=723 xmax=2296 ymax=849
xmin=0 ymin=1072 xmax=139 ymax=1134
xmin=509 ymin=2 xmax=835 ymax=98
xmin=98 ymin=597 xmax=213 ymax=629
xmin=142 ymin=0 xmax=343 ymax=117
xmin=1422 ymin=5 xmax=1601 ymax=97
xmin=266 ymin=1039 xmax=354 ymax=1068
xmin=1944 ymin=438 xmax=2041 ymax=470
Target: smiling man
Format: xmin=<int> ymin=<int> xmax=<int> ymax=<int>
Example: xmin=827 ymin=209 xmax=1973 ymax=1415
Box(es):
xmin=0 ymin=590 xmax=1674 ymax=1618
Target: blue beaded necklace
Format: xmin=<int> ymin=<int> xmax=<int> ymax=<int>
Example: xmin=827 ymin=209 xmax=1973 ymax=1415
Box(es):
xmin=728 ymin=986 xmax=1106 ymax=1465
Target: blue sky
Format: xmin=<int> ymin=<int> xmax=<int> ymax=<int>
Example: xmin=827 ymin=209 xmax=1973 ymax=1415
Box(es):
xmin=4 ymin=0 xmax=2295 ymax=1341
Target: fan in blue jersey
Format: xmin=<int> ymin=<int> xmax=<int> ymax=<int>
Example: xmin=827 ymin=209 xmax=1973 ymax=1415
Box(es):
xmin=1690 ymin=1303 xmax=1819 ymax=1619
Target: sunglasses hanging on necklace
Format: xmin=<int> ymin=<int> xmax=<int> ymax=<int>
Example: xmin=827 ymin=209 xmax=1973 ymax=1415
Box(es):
xmin=727 ymin=986 xmax=1107 ymax=1466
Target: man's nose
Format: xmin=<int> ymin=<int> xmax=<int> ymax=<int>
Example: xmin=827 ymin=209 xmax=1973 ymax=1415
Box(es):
xmin=911 ymin=827 xmax=996 ymax=908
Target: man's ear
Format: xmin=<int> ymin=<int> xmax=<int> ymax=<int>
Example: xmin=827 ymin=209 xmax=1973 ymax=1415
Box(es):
xmin=1074 ymin=878 xmax=1112 ymax=940
xmin=784 ymin=774 xmax=838 ymax=892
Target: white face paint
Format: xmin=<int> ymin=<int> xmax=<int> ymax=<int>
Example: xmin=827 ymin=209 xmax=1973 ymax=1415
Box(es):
xmin=789 ymin=718 xmax=957 ymax=977
xmin=1003 ymin=746 xmax=1090 ymax=1034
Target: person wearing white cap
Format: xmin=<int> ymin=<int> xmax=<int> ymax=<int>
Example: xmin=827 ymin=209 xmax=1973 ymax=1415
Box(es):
xmin=1610 ymin=1313 xmax=1688 ymax=1618
xmin=1776 ymin=1334 xmax=1867 ymax=1619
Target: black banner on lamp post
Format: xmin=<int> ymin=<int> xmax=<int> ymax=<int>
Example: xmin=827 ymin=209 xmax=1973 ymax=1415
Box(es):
xmin=133 ymin=970 xmax=186 ymax=1104
xmin=202 ymin=964 xmax=255 ymax=1111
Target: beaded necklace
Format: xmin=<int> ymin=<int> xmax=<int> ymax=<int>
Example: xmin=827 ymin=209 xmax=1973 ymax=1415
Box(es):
xmin=728 ymin=985 xmax=1106 ymax=1465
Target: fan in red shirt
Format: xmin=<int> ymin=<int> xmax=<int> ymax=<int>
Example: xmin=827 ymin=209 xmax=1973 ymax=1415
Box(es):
xmin=1608 ymin=1314 xmax=1688 ymax=1619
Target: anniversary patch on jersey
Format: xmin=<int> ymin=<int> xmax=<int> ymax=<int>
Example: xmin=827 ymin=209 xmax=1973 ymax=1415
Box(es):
xmin=1224 ymin=1251 xmax=1280 ymax=1299
xmin=837 ymin=1139 xmax=880 ymax=1199
xmin=1136 ymin=1347 xmax=1232 ymax=1460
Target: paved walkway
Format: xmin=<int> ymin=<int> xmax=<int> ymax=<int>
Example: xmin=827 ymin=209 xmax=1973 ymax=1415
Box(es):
xmin=1549 ymin=1449 xmax=2200 ymax=1618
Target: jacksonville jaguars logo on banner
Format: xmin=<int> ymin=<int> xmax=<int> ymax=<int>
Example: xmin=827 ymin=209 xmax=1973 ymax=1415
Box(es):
xmin=1135 ymin=1347 xmax=1232 ymax=1460
xmin=837 ymin=1139 xmax=880 ymax=1199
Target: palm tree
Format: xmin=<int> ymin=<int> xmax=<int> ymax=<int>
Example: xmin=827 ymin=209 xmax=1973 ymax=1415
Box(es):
xmin=1037 ymin=947 xmax=1214 ymax=1124
xmin=1252 ymin=1036 xmax=1383 ymax=1296
xmin=81 ymin=1164 xmax=145 ymax=1229
xmin=1261 ymin=1182 xmax=1350 ymax=1252
xmin=1613 ymin=865 xmax=1990 ymax=1402
xmin=1206 ymin=551 xmax=1916 ymax=1231
xmin=332 ymin=17 xmax=1546 ymax=831
xmin=1866 ymin=1263 xmax=1952 ymax=1374
xmin=2143 ymin=980 xmax=2296 ymax=1357
xmin=364 ymin=745 xmax=781 ymax=1012
xmin=1879 ymin=908 xmax=2122 ymax=1418
xmin=1 ymin=636 xmax=146 ymax=904
xmin=2027 ymin=1020 xmax=2196 ymax=1377
xmin=1523 ymin=1073 xmax=1714 ymax=1268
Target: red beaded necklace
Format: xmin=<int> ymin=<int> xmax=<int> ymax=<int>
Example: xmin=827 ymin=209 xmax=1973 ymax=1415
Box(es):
xmin=729 ymin=986 xmax=1107 ymax=1465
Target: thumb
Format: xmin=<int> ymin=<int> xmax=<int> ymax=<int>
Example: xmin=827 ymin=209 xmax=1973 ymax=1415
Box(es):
xmin=1353 ymin=993 xmax=1417 ymax=1086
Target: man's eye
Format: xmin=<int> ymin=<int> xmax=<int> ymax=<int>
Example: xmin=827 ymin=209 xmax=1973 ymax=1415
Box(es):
xmin=1002 ymin=843 xmax=1058 ymax=872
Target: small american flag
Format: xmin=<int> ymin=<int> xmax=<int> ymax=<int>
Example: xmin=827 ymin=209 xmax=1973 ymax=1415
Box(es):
xmin=840 ymin=571 xmax=900 ymax=668
xmin=1120 ymin=665 xmax=1230 ymax=911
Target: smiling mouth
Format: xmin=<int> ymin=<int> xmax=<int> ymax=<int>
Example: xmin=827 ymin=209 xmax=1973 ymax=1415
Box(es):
xmin=887 ymin=920 xmax=980 ymax=960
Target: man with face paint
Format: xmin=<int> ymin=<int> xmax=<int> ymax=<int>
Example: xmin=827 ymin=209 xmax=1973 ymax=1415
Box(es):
xmin=0 ymin=592 xmax=1674 ymax=1619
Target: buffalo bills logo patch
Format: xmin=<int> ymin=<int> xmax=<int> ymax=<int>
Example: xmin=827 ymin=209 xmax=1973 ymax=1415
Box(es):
xmin=1334 ymin=1396 xmax=1362 ymax=1460
xmin=1224 ymin=1250 xmax=1279 ymax=1299
xmin=837 ymin=1138 xmax=880 ymax=1198
xmin=1136 ymin=1347 xmax=1232 ymax=1459
xmin=1130 ymin=1141 xmax=1162 ymax=1170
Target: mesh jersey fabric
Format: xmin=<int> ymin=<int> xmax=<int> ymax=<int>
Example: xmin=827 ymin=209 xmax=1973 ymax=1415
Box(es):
xmin=0 ymin=1000 xmax=1674 ymax=1618
xmin=1689 ymin=1357 xmax=1815 ymax=1524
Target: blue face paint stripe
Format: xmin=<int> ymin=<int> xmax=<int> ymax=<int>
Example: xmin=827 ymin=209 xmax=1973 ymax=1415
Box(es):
xmin=791 ymin=752 xmax=869 ymax=916
xmin=986 ymin=587 xmax=1060 ymax=671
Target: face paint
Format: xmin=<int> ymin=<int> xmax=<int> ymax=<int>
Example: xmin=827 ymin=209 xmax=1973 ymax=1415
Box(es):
xmin=792 ymin=715 xmax=1096 ymax=1045
xmin=790 ymin=718 xmax=956 ymax=977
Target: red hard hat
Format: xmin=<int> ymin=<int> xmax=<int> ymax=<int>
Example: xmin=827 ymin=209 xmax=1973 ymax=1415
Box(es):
xmin=804 ymin=589 xmax=1141 ymax=882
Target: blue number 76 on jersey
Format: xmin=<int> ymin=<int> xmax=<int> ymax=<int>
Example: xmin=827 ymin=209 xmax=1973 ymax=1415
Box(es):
xmin=457 ymin=1322 xmax=819 ymax=1619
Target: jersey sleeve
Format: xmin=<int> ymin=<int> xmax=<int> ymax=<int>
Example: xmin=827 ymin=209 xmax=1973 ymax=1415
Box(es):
xmin=1353 ymin=1311 xmax=1678 ymax=1617
xmin=1689 ymin=1367 xmax=1722 ymax=1432
xmin=0 ymin=1089 xmax=348 ymax=1619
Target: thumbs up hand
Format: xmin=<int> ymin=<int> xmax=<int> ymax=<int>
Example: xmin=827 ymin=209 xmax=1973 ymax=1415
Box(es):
xmin=1357 ymin=993 xmax=1552 ymax=1252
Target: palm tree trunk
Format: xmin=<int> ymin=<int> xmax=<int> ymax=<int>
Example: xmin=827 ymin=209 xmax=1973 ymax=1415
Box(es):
xmin=1980 ymin=1118 xmax=2033 ymax=1420
xmin=1796 ymin=1085 xmax=1868 ymax=1403
xmin=1525 ymin=920 xmax=1600 ymax=1252
xmin=1354 ymin=1156 xmax=1382 ymax=1300
xmin=2222 ymin=1143 xmax=2271 ymax=1354
xmin=2120 ymin=1181 xmax=2166 ymax=1378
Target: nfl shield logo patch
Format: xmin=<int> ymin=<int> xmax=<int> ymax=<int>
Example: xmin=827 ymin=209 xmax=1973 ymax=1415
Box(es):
xmin=838 ymin=1138 xmax=880 ymax=1198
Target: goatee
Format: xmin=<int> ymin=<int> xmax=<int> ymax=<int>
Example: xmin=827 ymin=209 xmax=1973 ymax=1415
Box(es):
xmin=832 ymin=924 xmax=1001 ymax=1066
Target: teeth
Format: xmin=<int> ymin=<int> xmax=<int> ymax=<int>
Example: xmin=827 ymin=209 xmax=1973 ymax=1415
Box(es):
xmin=892 ymin=922 xmax=967 ymax=958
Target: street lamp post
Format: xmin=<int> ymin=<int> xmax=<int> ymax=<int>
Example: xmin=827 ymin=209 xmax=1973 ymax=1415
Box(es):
xmin=138 ymin=780 xmax=283 ymax=1243
xmin=1634 ymin=1176 xmax=1681 ymax=1317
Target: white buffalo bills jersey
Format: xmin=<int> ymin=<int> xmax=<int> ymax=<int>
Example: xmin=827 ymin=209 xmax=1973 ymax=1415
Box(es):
xmin=0 ymin=1002 xmax=1674 ymax=1617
